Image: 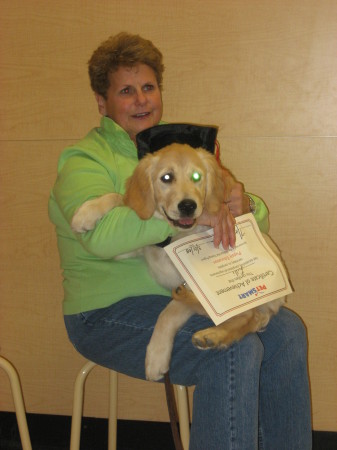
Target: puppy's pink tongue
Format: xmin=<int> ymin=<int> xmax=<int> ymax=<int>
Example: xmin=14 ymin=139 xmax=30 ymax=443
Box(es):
xmin=178 ymin=218 xmax=195 ymax=226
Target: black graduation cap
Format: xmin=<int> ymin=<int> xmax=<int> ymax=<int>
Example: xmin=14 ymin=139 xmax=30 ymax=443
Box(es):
xmin=136 ymin=123 xmax=218 ymax=160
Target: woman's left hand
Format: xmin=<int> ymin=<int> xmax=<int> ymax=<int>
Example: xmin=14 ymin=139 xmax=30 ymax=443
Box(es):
xmin=225 ymin=180 xmax=251 ymax=217
xmin=196 ymin=203 xmax=236 ymax=250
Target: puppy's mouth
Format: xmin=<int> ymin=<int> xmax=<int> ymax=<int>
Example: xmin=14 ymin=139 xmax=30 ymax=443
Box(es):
xmin=162 ymin=209 xmax=196 ymax=229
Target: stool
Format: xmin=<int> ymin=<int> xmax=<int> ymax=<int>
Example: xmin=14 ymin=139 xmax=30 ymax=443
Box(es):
xmin=70 ymin=360 xmax=190 ymax=450
xmin=0 ymin=356 xmax=32 ymax=450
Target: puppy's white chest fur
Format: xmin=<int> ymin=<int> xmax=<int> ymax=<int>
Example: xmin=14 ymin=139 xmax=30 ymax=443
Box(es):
xmin=143 ymin=224 xmax=208 ymax=291
xmin=143 ymin=245 xmax=184 ymax=290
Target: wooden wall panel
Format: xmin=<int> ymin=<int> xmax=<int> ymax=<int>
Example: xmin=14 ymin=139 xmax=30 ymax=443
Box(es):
xmin=219 ymin=137 xmax=337 ymax=430
xmin=1 ymin=0 xmax=336 ymax=140
xmin=0 ymin=140 xmax=177 ymax=421
xmin=1 ymin=0 xmax=336 ymax=431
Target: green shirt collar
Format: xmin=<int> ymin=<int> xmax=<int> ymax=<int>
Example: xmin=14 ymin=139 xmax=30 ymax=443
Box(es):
xmin=100 ymin=116 xmax=138 ymax=158
xmin=99 ymin=116 xmax=167 ymax=158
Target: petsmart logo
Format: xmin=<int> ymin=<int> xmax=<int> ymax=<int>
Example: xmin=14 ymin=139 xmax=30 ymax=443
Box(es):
xmin=238 ymin=285 xmax=267 ymax=300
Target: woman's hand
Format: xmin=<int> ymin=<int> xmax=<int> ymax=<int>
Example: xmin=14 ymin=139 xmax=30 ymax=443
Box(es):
xmin=196 ymin=203 xmax=236 ymax=250
xmin=225 ymin=180 xmax=251 ymax=217
xmin=196 ymin=168 xmax=253 ymax=250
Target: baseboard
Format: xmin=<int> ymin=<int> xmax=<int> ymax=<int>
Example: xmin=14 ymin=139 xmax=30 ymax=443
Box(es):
xmin=0 ymin=412 xmax=336 ymax=450
xmin=312 ymin=430 xmax=337 ymax=450
xmin=0 ymin=412 xmax=174 ymax=450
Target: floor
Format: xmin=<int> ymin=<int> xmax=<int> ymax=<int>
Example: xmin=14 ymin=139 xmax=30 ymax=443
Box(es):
xmin=1 ymin=413 xmax=175 ymax=450
xmin=0 ymin=412 xmax=336 ymax=450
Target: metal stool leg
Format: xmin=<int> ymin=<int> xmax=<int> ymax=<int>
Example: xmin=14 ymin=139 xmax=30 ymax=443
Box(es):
xmin=175 ymin=384 xmax=190 ymax=450
xmin=70 ymin=360 xmax=97 ymax=450
xmin=70 ymin=360 xmax=190 ymax=450
xmin=0 ymin=356 xmax=32 ymax=450
xmin=108 ymin=370 xmax=118 ymax=450
xmin=70 ymin=361 xmax=118 ymax=450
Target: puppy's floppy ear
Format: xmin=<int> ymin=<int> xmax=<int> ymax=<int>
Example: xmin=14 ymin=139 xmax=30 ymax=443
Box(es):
xmin=196 ymin=149 xmax=235 ymax=213
xmin=124 ymin=155 xmax=156 ymax=219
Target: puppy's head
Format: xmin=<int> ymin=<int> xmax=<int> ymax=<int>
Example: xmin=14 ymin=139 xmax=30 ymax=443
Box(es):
xmin=124 ymin=143 xmax=235 ymax=230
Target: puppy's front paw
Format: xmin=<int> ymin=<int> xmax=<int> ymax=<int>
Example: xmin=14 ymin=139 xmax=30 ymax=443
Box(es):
xmin=145 ymin=343 xmax=171 ymax=381
xmin=192 ymin=327 xmax=230 ymax=350
xmin=71 ymin=193 xmax=123 ymax=233
xmin=71 ymin=201 xmax=103 ymax=233
xmin=174 ymin=283 xmax=187 ymax=296
xmin=172 ymin=283 xmax=193 ymax=303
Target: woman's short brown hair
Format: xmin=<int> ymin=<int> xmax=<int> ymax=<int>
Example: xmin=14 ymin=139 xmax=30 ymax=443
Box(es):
xmin=88 ymin=32 xmax=164 ymax=98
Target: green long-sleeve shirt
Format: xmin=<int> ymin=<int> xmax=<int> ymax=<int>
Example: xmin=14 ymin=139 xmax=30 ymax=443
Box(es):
xmin=48 ymin=116 xmax=269 ymax=315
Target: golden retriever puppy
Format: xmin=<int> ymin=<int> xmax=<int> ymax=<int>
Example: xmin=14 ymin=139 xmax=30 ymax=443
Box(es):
xmin=72 ymin=144 xmax=285 ymax=381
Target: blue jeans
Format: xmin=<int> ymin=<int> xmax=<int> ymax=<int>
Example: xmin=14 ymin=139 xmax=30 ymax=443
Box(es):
xmin=64 ymin=296 xmax=312 ymax=450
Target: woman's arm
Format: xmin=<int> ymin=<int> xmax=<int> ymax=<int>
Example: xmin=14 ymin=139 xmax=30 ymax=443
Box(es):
xmin=52 ymin=150 xmax=175 ymax=259
xmin=225 ymin=181 xmax=270 ymax=234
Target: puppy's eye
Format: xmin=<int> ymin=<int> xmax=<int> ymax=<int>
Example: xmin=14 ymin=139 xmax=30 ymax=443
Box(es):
xmin=161 ymin=173 xmax=174 ymax=183
xmin=191 ymin=171 xmax=202 ymax=182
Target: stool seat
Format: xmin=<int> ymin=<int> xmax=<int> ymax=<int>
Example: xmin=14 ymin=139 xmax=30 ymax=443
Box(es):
xmin=70 ymin=360 xmax=190 ymax=450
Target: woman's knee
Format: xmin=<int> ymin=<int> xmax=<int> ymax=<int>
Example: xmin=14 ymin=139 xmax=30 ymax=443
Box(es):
xmin=278 ymin=307 xmax=308 ymax=347
xmin=259 ymin=306 xmax=309 ymax=362
xmin=175 ymin=333 xmax=264 ymax=384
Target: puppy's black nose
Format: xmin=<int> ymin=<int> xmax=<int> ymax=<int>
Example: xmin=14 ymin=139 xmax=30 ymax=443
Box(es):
xmin=178 ymin=199 xmax=197 ymax=216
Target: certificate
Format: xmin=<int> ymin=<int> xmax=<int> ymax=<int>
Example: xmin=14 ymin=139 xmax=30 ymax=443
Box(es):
xmin=164 ymin=213 xmax=293 ymax=325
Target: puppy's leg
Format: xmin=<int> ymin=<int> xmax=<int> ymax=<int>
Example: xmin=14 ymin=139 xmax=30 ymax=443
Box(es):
xmin=192 ymin=307 xmax=273 ymax=349
xmin=145 ymin=299 xmax=195 ymax=381
xmin=173 ymin=284 xmax=281 ymax=350
xmin=71 ymin=193 xmax=123 ymax=232
xmin=172 ymin=283 xmax=207 ymax=316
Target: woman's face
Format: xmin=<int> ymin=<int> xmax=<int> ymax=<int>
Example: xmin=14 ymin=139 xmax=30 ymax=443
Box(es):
xmin=96 ymin=64 xmax=163 ymax=143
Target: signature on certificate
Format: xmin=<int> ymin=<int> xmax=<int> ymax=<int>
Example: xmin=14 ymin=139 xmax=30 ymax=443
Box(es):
xmin=235 ymin=224 xmax=246 ymax=240
xmin=232 ymin=266 xmax=253 ymax=280
xmin=185 ymin=244 xmax=202 ymax=255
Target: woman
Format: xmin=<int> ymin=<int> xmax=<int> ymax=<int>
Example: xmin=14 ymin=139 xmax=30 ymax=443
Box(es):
xmin=49 ymin=32 xmax=311 ymax=449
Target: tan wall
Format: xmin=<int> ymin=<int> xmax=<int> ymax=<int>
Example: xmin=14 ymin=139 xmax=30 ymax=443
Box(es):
xmin=1 ymin=0 xmax=336 ymax=431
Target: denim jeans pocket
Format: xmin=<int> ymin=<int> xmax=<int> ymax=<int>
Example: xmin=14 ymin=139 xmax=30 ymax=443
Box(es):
xmin=78 ymin=306 xmax=111 ymax=326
